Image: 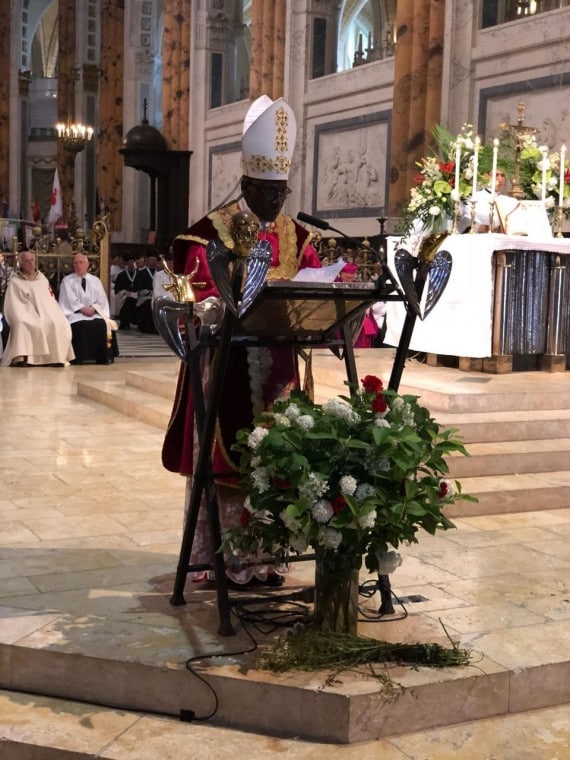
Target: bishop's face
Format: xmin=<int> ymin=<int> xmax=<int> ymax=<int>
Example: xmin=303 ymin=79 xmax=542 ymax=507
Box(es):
xmin=241 ymin=176 xmax=291 ymax=223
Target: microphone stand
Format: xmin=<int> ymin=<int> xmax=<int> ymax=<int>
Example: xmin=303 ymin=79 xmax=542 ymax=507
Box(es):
xmin=297 ymin=212 xmax=405 ymax=301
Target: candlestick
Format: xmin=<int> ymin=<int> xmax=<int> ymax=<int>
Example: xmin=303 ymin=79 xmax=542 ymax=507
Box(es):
xmin=472 ymin=136 xmax=480 ymax=197
xmin=491 ymin=138 xmax=499 ymax=197
xmin=541 ymin=147 xmax=548 ymax=202
xmin=559 ymin=144 xmax=566 ymax=208
xmin=555 ymin=206 xmax=564 ymax=238
xmin=455 ymin=139 xmax=461 ymax=197
xmin=469 ymin=200 xmax=477 ymax=233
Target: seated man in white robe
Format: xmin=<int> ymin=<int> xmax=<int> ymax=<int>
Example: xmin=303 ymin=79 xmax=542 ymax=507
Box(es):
xmin=58 ymin=253 xmax=118 ymax=365
xmin=1 ymin=250 xmax=74 ymax=367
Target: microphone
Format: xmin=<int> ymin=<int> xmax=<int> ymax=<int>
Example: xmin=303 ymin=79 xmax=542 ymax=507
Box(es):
xmin=297 ymin=211 xmax=405 ymax=299
xmin=297 ymin=212 xmax=330 ymax=231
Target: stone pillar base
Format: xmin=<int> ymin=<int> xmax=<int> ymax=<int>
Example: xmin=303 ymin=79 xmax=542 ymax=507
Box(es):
xmin=482 ymin=355 xmax=513 ymax=374
xmin=539 ymin=354 xmax=567 ymax=372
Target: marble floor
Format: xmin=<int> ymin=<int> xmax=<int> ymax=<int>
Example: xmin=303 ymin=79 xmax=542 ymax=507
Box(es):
xmin=1 ymin=356 xmax=570 ymax=758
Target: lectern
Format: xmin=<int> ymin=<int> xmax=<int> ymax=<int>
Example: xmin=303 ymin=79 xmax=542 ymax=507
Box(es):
xmin=155 ymin=264 xmax=423 ymax=636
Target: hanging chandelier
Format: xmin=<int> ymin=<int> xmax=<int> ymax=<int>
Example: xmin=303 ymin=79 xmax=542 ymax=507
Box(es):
xmin=56 ymin=120 xmax=94 ymax=153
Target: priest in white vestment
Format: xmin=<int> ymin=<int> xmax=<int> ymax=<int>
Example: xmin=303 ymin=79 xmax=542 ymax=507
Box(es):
xmin=58 ymin=253 xmax=118 ymax=365
xmin=1 ymin=251 xmax=74 ymax=367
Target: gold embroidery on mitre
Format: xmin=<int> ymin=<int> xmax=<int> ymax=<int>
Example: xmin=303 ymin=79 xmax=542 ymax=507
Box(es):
xmin=275 ymin=107 xmax=289 ymax=154
xmin=245 ymin=155 xmax=291 ymax=175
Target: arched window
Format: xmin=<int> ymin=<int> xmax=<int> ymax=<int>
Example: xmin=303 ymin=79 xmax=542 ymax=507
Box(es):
xmin=337 ymin=0 xmax=396 ymax=72
xmin=210 ymin=0 xmax=251 ymax=109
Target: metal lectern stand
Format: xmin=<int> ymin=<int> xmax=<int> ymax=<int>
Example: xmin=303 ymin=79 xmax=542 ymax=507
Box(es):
xmin=164 ymin=279 xmax=416 ymax=636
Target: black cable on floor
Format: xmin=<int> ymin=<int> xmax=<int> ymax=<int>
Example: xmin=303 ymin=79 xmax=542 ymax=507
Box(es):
xmin=358 ymin=577 xmax=408 ymax=622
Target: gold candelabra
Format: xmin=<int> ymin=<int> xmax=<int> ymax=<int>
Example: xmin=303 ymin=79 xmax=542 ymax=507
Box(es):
xmin=499 ymin=102 xmax=539 ymax=200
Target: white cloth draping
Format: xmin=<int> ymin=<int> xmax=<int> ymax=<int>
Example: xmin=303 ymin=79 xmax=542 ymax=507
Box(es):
xmin=384 ymin=233 xmax=570 ymax=358
xmin=1 ymin=272 xmax=74 ymax=366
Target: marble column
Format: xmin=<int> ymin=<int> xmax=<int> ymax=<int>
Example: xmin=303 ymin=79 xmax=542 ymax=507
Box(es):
xmin=56 ymin=0 xmax=77 ymax=225
xmin=0 ymin=0 xmax=10 ymax=214
xmin=250 ymin=0 xmax=287 ymax=99
xmin=389 ymin=0 xmax=445 ymax=215
xmin=98 ymin=0 xmax=125 ymax=231
xmin=162 ymin=0 xmax=190 ymax=150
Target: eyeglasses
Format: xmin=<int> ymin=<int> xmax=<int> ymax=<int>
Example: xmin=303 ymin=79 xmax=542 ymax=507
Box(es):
xmin=244 ymin=181 xmax=292 ymax=202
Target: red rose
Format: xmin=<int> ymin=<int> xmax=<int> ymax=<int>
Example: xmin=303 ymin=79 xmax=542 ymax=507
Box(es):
xmin=361 ymin=375 xmax=383 ymax=394
xmin=240 ymin=508 xmax=250 ymax=527
xmin=439 ymin=161 xmax=455 ymax=175
xmin=564 ymin=169 xmax=570 ymax=184
xmin=413 ymin=173 xmax=425 ymax=184
xmin=438 ymin=481 xmax=449 ymax=498
xmin=372 ymin=394 xmax=387 ymax=413
xmin=332 ymin=496 xmax=347 ymax=514
xmin=273 ymin=477 xmax=292 ymax=489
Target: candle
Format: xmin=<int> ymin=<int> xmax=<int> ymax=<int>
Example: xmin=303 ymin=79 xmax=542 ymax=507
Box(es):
xmin=541 ymin=147 xmax=548 ymax=202
xmin=455 ymin=138 xmax=461 ymax=197
xmin=491 ymin=138 xmax=499 ymax=197
xmin=472 ymin=136 xmax=480 ymax=197
xmin=560 ymin=145 xmax=567 ymax=208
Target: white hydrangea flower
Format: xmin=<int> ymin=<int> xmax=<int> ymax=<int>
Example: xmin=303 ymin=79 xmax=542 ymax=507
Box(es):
xmin=250 ymin=455 xmax=261 ymax=468
xmin=428 ymin=206 xmax=441 ymax=217
xmin=391 ymin=397 xmax=404 ymax=411
xmin=317 ymin=526 xmax=343 ymax=550
xmin=248 ymin=426 xmax=269 ymax=450
xmin=297 ymin=414 xmax=315 ymax=431
xmin=280 ymin=508 xmax=301 ymax=532
xmin=374 ymin=416 xmax=390 ymax=428
xmin=299 ymin=472 xmax=328 ymax=500
xmin=376 ymin=550 xmax=403 ymax=575
xmin=284 ymin=403 xmax=301 ymax=420
xmin=339 ymin=475 xmax=358 ymax=495
xmin=323 ymin=398 xmax=360 ymax=425
xmin=355 ymin=483 xmax=375 ymax=500
xmin=311 ymin=498 xmax=334 ymax=524
xmin=273 ymin=413 xmax=291 ymax=427
xmin=377 ymin=457 xmax=391 ymax=472
xmin=358 ymin=510 xmax=377 ymax=529
xmin=289 ymin=533 xmax=308 ymax=554
xmin=252 ymin=466 xmax=270 ymax=493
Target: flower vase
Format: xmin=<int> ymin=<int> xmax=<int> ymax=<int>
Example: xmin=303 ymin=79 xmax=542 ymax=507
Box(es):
xmin=313 ymin=550 xmax=360 ymax=634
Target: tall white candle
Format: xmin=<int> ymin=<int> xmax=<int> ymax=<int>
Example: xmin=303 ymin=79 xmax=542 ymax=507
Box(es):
xmin=560 ymin=145 xmax=567 ymax=208
xmin=491 ymin=138 xmax=499 ymax=197
xmin=541 ymin=147 xmax=548 ymax=202
xmin=455 ymin=138 xmax=461 ymax=197
xmin=472 ymin=136 xmax=480 ymax=197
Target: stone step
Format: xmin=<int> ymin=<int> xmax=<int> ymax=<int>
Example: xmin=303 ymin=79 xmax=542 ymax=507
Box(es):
xmin=125 ymin=367 xmax=179 ymax=400
xmin=2 ymin=689 xmax=569 ymax=759
xmin=446 ymin=469 xmax=570 ymax=517
xmin=77 ymin=379 xmax=173 ymax=431
xmin=446 ymin=438 xmax=570 ymax=478
xmin=434 ymin=409 xmax=570 ymax=444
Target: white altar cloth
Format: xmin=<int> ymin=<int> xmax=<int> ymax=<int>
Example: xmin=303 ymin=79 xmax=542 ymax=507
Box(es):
xmin=384 ymin=234 xmax=570 ymax=358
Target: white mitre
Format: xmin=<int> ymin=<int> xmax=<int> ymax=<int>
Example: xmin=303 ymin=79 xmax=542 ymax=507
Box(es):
xmin=241 ymin=95 xmax=296 ymax=180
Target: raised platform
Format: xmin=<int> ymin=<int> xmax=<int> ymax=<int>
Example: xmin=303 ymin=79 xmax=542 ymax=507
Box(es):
xmin=1 ymin=353 xmax=570 ymax=754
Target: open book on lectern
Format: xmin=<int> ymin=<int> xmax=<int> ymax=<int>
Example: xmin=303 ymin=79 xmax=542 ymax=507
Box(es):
xmin=235 ymin=279 xmax=382 ymax=342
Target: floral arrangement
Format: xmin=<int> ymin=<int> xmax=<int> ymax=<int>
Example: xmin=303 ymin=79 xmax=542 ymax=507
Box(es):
xmin=403 ymin=122 xmax=570 ymax=236
xmin=401 ymin=123 xmax=484 ymax=236
xmin=224 ymin=375 xmax=474 ymax=579
xmin=515 ymin=132 xmax=570 ymax=212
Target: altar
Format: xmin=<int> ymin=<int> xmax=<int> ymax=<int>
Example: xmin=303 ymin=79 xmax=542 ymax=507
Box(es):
xmin=384 ymin=233 xmax=570 ymax=372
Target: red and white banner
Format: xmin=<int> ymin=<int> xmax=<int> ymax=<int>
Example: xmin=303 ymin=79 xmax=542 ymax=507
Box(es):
xmin=47 ymin=169 xmax=62 ymax=225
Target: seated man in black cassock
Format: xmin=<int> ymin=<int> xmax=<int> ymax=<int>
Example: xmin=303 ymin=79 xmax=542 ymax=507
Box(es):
xmin=114 ymin=254 xmax=139 ymax=330
xmin=58 ymin=253 xmax=118 ymax=364
xmin=134 ymin=252 xmax=158 ymax=334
